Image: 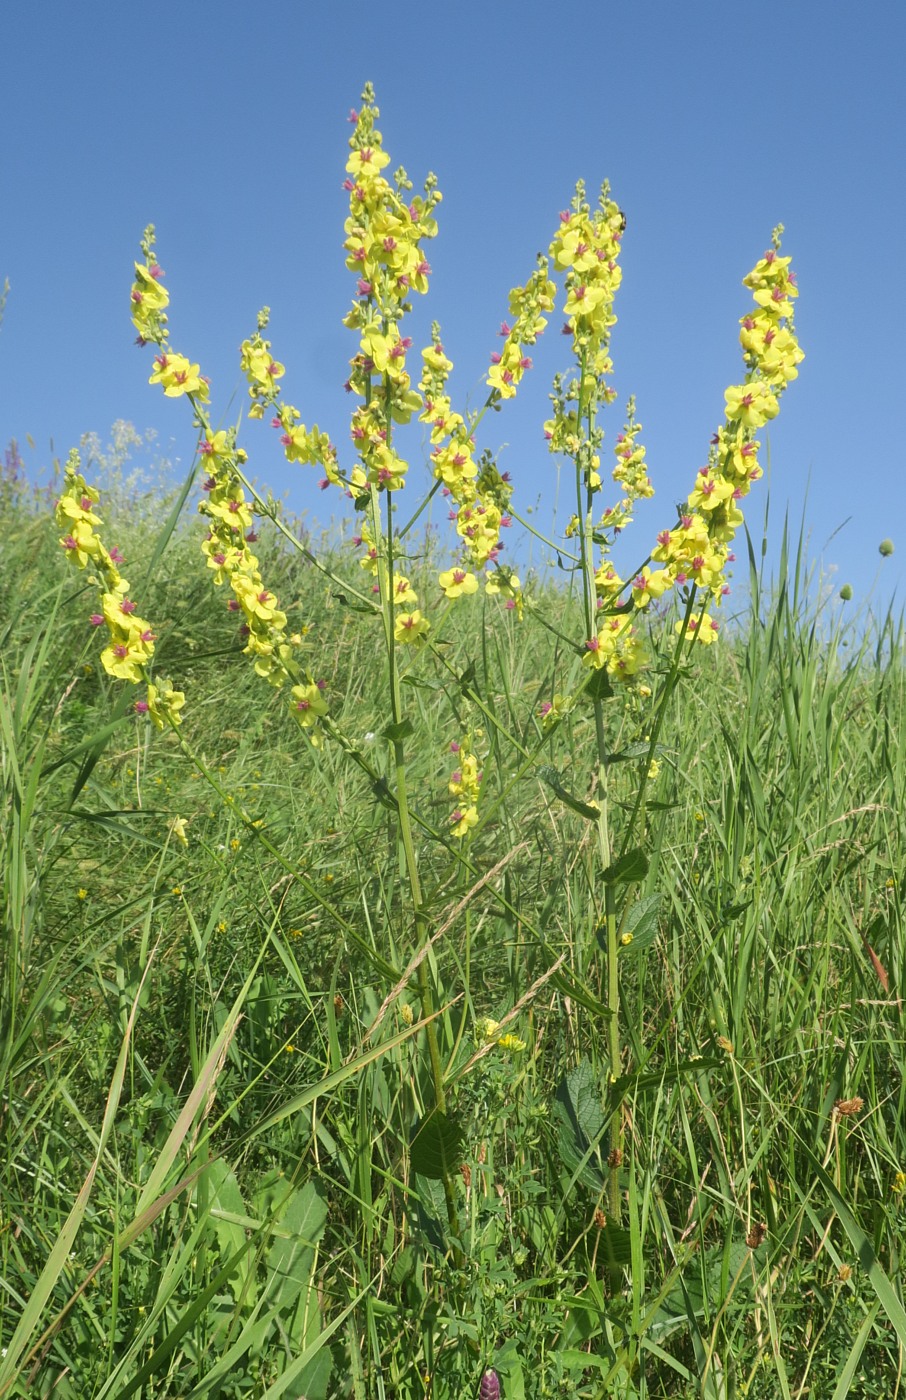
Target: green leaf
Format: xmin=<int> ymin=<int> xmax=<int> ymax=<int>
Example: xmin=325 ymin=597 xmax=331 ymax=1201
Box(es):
xmin=550 ymin=969 xmax=613 ymax=1019
xmin=382 ymin=718 xmax=414 ymax=744
xmin=410 ymin=1110 xmax=463 ymax=1180
xmin=331 ymin=589 xmax=374 ymax=612
xmin=537 ymin=765 xmax=601 ymax=823
xmin=605 ymin=741 xmax=668 ymax=765
xmin=458 ymin=659 xmax=478 ymax=695
xmin=206 ymin=1160 xmax=255 ymax=1304
xmin=583 ymin=669 xmax=614 ymax=701
xmin=610 ymin=1057 xmax=724 ymax=1109
xmin=411 ymin=1172 xmax=449 ymax=1252
xmin=616 ymin=893 xmax=661 ymax=955
xmin=602 ymin=849 xmax=649 ymax=885
xmin=266 ymin=1181 xmax=328 ymax=1311
xmin=370 ymin=776 xmax=398 ymax=810
xmin=554 ymin=1058 xmax=609 ymax=1190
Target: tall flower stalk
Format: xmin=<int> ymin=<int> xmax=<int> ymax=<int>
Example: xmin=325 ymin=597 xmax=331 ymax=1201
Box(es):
xmin=544 ymin=191 xmax=802 ymax=1218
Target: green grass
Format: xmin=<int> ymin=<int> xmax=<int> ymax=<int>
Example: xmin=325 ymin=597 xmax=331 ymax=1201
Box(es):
xmin=1 ymin=456 xmax=904 ymax=1399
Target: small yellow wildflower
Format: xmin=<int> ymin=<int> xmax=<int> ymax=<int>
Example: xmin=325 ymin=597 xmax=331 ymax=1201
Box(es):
xmin=230 ymin=837 xmax=241 ymax=852
xmin=497 ymin=1033 xmax=527 ymax=1053
xmin=892 ymin=1172 xmax=906 ymax=1195
xmin=215 ymin=920 xmax=227 ymax=934
xmin=477 ymin=1017 xmax=525 ymax=1052
xmin=170 ymin=816 xmax=189 ymax=847
xmin=77 ymin=888 xmax=88 ymax=901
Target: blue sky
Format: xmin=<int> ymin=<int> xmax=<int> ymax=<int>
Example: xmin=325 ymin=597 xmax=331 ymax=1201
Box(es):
xmin=3 ymin=1 xmax=904 ymax=616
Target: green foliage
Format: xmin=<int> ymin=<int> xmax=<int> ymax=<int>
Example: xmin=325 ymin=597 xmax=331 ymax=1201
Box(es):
xmin=2 ymin=461 xmax=904 ymax=1395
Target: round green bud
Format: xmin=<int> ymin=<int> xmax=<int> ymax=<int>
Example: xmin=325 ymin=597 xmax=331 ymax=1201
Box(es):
xmin=879 ymin=539 xmax=895 ymax=557
xmin=839 ymin=584 xmax=853 ymax=601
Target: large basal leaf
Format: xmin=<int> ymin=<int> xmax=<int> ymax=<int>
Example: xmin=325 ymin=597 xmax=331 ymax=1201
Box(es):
xmin=266 ymin=1180 xmax=328 ymax=1311
xmin=554 ymin=1057 xmax=609 ymax=1190
xmin=412 ymin=1172 xmax=450 ymax=1252
xmin=410 ymin=1110 xmax=463 ymax=1180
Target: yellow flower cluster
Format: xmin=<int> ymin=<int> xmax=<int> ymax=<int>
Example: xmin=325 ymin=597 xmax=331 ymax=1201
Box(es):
xmin=476 ymin=1017 xmax=526 ymax=1054
xmin=581 ymin=614 xmax=647 ymax=679
xmin=129 ymin=248 xmax=169 ymax=344
xmin=541 ymin=191 xmax=802 ymax=673
xmin=239 ymin=320 xmax=344 ymax=491
xmin=56 ymin=452 xmax=184 ymax=727
xmin=485 ymin=262 xmax=556 ymax=402
xmin=418 ymin=327 xmax=524 ymax=600
xmin=545 ymin=185 xmax=626 ymax=474
xmin=447 ymin=734 xmax=482 ymax=839
xmin=129 ymin=231 xmax=329 ymax=746
xmin=341 ymin=89 xmax=551 ymax=616
xmin=341 ymin=85 xmax=441 ymax=500
xmin=197 ymin=428 xmax=303 ymax=690
xmin=129 ymin=228 xmax=208 ymax=405
xmin=645 ymin=227 xmax=804 ymax=646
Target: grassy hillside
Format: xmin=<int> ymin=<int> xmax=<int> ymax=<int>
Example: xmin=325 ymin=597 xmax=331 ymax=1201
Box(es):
xmin=1 ymin=450 xmax=904 ymax=1399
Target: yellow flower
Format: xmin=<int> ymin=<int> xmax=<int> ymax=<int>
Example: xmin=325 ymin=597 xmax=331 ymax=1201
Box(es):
xmin=724 ymin=381 xmax=779 ymax=429
xmin=147 ymin=680 xmax=185 ymax=730
xmin=77 ymin=888 xmax=88 ymax=900
xmin=291 ymin=682 xmax=328 ymax=737
xmin=391 ymin=573 xmax=418 ymax=606
xmin=497 ymin=1033 xmax=526 ymax=1053
xmin=675 ymin=614 xmax=719 ymax=646
xmin=438 ymin=567 xmax=478 ymax=600
xmin=149 ymin=351 xmax=208 ymax=400
xmin=394 ymin=610 xmax=431 ymax=646
xmin=170 ymin=816 xmax=189 ymax=847
xmin=450 ymin=804 xmax=478 ymax=838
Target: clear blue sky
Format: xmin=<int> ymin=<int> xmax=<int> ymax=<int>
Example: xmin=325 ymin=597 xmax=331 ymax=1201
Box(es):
xmin=3 ymin=1 xmax=904 ymax=616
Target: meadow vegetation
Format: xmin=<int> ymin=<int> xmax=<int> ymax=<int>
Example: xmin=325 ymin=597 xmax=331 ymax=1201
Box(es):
xmin=1 ymin=87 xmax=904 ymax=1399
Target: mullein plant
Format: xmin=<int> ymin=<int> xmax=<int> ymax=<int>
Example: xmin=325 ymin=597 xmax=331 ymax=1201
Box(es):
xmin=67 ymin=83 xmax=801 ymax=1253
xmin=541 ymin=190 xmax=802 ymax=1215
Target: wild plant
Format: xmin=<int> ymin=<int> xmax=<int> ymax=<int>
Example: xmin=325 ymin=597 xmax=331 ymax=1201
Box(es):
xmin=4 ymin=82 xmax=831 ymax=1399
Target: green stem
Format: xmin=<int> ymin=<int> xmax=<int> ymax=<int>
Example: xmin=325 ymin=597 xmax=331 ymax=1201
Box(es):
xmin=374 ymin=418 xmax=460 ymax=1251
xmin=573 ymin=346 xmax=621 ymax=1223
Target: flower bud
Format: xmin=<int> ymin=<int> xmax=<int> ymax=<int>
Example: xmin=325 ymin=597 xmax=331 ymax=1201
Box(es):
xmin=479 ymin=1370 xmax=500 ymax=1400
